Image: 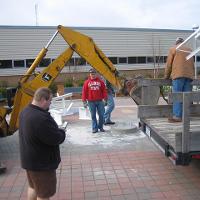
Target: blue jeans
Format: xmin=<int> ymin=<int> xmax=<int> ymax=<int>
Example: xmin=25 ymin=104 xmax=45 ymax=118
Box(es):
xmin=172 ymin=78 xmax=192 ymax=118
xmin=88 ymin=100 xmax=105 ymax=131
xmin=104 ymin=93 xmax=115 ymax=123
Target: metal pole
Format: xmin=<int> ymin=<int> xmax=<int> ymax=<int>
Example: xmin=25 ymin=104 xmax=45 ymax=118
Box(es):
xmin=194 ymin=38 xmax=197 ymax=79
xmin=35 ymin=4 xmax=38 ymax=26
xmin=45 ymin=31 xmax=59 ymax=49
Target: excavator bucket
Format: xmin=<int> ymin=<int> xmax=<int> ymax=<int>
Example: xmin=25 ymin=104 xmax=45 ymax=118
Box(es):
xmin=125 ymin=77 xmax=160 ymax=105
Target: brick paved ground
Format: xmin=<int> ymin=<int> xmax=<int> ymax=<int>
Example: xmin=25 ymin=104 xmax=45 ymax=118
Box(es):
xmin=1 ymin=97 xmax=200 ymax=200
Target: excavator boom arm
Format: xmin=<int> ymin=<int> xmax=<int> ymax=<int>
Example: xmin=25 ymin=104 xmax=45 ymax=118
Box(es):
xmin=8 ymin=47 xmax=74 ymax=134
xmin=0 ymin=25 xmax=136 ymax=137
xmin=57 ymin=25 xmax=125 ymax=90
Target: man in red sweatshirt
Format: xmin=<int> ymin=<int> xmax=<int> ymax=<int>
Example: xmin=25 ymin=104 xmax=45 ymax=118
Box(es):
xmin=82 ymin=68 xmax=107 ymax=133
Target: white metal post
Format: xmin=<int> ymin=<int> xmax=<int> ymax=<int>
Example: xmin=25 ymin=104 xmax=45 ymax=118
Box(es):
xmin=194 ymin=39 xmax=197 ymax=79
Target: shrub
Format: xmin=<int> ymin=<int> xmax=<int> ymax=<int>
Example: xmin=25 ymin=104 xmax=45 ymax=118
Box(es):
xmin=145 ymin=73 xmax=153 ymax=78
xmin=77 ymin=79 xmax=85 ymax=87
xmin=64 ymin=78 xmax=73 ymax=87
xmin=49 ymin=82 xmax=58 ymax=96
xmin=157 ymin=72 xmax=164 ymax=78
xmin=0 ymin=87 xmax=7 ymax=98
xmin=160 ymin=85 xmax=172 ymax=95
xmin=0 ymin=81 xmax=8 ymax=88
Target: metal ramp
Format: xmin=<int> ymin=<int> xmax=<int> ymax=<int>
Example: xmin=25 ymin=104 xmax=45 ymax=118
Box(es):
xmin=176 ymin=27 xmax=200 ymax=78
xmin=49 ymin=93 xmax=73 ymax=126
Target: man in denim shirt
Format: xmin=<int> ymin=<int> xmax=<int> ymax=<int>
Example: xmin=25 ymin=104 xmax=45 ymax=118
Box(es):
xmin=104 ymin=80 xmax=115 ymax=125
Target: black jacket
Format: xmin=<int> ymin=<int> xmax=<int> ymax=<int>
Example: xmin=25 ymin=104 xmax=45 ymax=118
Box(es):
xmin=19 ymin=104 xmax=66 ymax=171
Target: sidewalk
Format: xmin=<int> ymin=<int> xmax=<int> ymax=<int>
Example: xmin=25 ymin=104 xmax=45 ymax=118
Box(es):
xmin=1 ymin=97 xmax=200 ymax=200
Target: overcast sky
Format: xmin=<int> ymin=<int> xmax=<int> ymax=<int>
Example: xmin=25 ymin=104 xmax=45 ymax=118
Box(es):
xmin=1 ymin=0 xmax=199 ymax=30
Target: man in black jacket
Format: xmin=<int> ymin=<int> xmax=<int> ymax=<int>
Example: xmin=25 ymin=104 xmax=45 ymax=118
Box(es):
xmin=19 ymin=87 xmax=66 ymax=200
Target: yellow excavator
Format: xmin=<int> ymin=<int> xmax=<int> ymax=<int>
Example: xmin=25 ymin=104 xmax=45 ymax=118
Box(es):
xmin=0 ymin=25 xmax=160 ymax=137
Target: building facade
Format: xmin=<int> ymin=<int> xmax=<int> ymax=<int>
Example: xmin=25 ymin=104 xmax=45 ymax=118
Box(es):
xmin=0 ymin=25 xmax=199 ymax=84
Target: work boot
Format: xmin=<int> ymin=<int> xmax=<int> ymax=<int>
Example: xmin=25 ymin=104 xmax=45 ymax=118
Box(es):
xmin=92 ymin=129 xmax=98 ymax=133
xmin=168 ymin=117 xmax=182 ymax=123
xmin=104 ymin=121 xmax=115 ymax=125
xmin=99 ymin=128 xmax=105 ymax=132
xmin=0 ymin=164 xmax=6 ymax=174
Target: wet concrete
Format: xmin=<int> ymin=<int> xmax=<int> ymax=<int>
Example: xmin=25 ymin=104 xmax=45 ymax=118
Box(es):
xmin=60 ymin=97 xmax=158 ymax=154
xmin=65 ymin=120 xmax=145 ymax=148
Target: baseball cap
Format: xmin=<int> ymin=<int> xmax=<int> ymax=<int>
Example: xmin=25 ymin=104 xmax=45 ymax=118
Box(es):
xmin=89 ymin=68 xmax=96 ymax=73
xmin=176 ymin=37 xmax=184 ymax=45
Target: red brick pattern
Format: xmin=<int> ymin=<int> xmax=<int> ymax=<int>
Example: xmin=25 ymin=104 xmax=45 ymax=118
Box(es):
xmin=1 ymin=150 xmax=200 ymax=199
xmin=1 ymin=99 xmax=200 ymax=200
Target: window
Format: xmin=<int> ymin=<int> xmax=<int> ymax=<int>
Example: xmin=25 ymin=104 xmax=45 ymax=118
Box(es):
xmin=14 ymin=60 xmax=25 ymax=67
xmin=160 ymin=56 xmax=164 ymax=63
xmin=163 ymin=56 xmax=167 ymax=63
xmin=197 ymin=56 xmax=200 ymax=62
xmin=109 ymin=57 xmax=118 ymax=64
xmin=137 ymin=57 xmax=146 ymax=64
xmin=147 ymin=57 xmax=154 ymax=63
xmin=26 ymin=59 xmax=35 ymax=68
xmin=39 ymin=58 xmax=51 ymax=67
xmin=74 ymin=57 xmax=86 ymax=65
xmin=156 ymin=56 xmax=164 ymax=63
xmin=66 ymin=58 xmax=74 ymax=66
xmin=119 ymin=57 xmax=127 ymax=64
xmin=0 ymin=60 xmax=12 ymax=68
xmin=128 ymin=57 xmax=137 ymax=64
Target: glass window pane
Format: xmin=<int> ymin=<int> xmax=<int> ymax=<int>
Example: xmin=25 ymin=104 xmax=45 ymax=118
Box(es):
xmin=75 ymin=57 xmax=86 ymax=65
xmin=14 ymin=60 xmax=25 ymax=67
xmin=26 ymin=59 xmax=35 ymax=68
xmin=39 ymin=58 xmax=51 ymax=67
xmin=147 ymin=57 xmax=154 ymax=63
xmin=109 ymin=57 xmax=118 ymax=64
xmin=156 ymin=56 xmax=163 ymax=63
xmin=0 ymin=60 xmax=12 ymax=68
xmin=66 ymin=58 xmax=74 ymax=66
xmin=119 ymin=57 xmax=127 ymax=64
xmin=163 ymin=56 xmax=167 ymax=63
xmin=159 ymin=56 xmax=164 ymax=63
xmin=128 ymin=57 xmax=137 ymax=64
xmin=137 ymin=57 xmax=146 ymax=64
